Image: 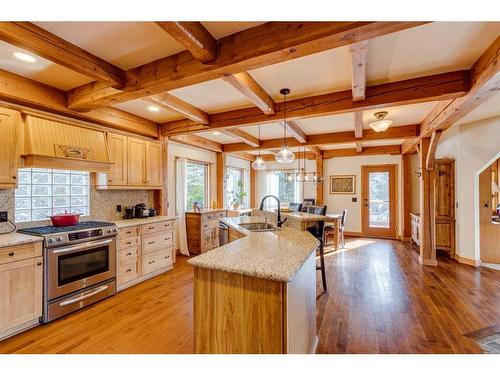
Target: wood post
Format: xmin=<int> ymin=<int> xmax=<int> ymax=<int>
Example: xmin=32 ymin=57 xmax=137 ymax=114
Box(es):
xmin=154 ymin=136 xmax=169 ymax=216
xmin=419 ymin=138 xmax=438 ymax=266
xmin=316 ymin=154 xmax=324 ymax=205
xmin=250 ymin=166 xmax=256 ymax=209
xmin=216 ymin=152 xmax=226 ymax=209
xmin=402 ymin=153 xmax=412 ymax=241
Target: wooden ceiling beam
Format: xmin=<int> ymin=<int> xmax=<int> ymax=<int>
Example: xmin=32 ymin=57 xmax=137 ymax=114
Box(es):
xmin=0 ymin=22 xmax=125 ymax=88
xmin=323 ymin=145 xmax=401 ymax=159
xmin=228 ymin=152 xmax=257 ymax=162
xmin=169 ymin=134 xmax=222 ymax=153
xmin=223 ymin=72 xmax=275 ymax=114
xmin=147 ymin=93 xmax=209 ymax=124
xmin=67 ymin=22 xmax=428 ymax=111
xmin=155 ymin=21 xmax=217 ymax=63
xmin=222 ymin=128 xmax=260 ymax=147
xmin=0 ymin=68 xmax=158 ymax=138
xmin=279 ymin=120 xmax=307 ymax=143
xmin=354 ymin=111 xmax=363 ymax=138
xmin=222 ymin=124 xmax=418 ymax=152
xmin=356 ymin=142 xmax=363 ymax=153
xmin=307 ymin=146 xmax=322 ymax=156
xmin=161 ymin=70 xmax=469 ymax=136
xmin=402 ymin=36 xmax=500 ymax=153
xmin=425 ymin=130 xmax=443 ymax=171
xmin=401 ymin=138 xmax=418 ymax=154
xmin=349 ymin=41 xmax=368 ymax=102
xmin=261 ymin=152 xmax=316 ymax=162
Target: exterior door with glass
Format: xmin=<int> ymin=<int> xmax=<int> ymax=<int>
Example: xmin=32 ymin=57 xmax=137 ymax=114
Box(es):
xmin=362 ymin=164 xmax=398 ymax=238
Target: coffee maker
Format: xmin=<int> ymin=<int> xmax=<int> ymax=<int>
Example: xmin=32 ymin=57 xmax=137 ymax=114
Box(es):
xmin=134 ymin=203 xmax=149 ymax=218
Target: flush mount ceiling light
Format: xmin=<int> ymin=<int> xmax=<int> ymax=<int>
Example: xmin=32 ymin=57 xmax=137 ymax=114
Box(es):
xmin=252 ymin=124 xmax=267 ymax=170
xmin=275 ymin=88 xmax=295 ymax=164
xmin=212 ymin=131 xmax=221 ymax=136
xmin=147 ymin=105 xmax=160 ymax=112
xmin=369 ymin=111 xmax=393 ymax=132
xmin=12 ymin=51 xmax=37 ymax=63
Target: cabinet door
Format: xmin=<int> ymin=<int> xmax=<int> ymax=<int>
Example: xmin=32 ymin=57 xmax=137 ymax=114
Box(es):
xmin=107 ymin=133 xmax=128 ymax=186
xmin=0 ymin=257 xmax=43 ymax=332
xmin=146 ymin=141 xmax=162 ymax=187
xmin=127 ymin=137 xmax=146 ymax=186
xmin=0 ymin=108 xmax=19 ymax=187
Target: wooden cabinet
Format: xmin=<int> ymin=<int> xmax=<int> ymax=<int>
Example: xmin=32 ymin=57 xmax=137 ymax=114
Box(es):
xmin=433 ymin=159 xmax=455 ymax=257
xmin=97 ymin=133 xmax=162 ymax=189
xmin=0 ymin=107 xmax=20 ymax=188
xmin=116 ymin=219 xmax=175 ymax=291
xmin=127 ymin=137 xmax=147 ymax=186
xmin=0 ymin=242 xmax=43 ymax=340
xmin=186 ymin=210 xmax=226 ymax=255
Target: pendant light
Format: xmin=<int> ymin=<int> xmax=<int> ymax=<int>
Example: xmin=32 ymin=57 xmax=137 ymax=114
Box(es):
xmin=369 ymin=111 xmax=393 ymax=132
xmin=251 ymin=124 xmax=267 ymax=170
xmin=275 ymin=88 xmax=295 ymax=164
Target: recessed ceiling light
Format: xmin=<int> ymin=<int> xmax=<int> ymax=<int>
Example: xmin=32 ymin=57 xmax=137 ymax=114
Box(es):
xmin=147 ymin=105 xmax=160 ymax=112
xmin=12 ymin=51 xmax=37 ymax=63
xmin=212 ymin=131 xmax=221 ymax=136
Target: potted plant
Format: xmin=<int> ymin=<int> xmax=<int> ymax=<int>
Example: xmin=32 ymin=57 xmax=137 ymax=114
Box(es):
xmin=229 ymin=180 xmax=247 ymax=210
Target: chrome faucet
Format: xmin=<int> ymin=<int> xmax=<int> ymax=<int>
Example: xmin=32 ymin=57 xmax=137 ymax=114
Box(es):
xmin=259 ymin=195 xmax=287 ymax=228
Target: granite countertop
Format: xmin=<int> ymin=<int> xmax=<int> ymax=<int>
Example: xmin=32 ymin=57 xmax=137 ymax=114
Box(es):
xmin=185 ymin=208 xmax=227 ymax=214
xmin=188 ymin=216 xmax=319 ymax=282
xmin=113 ymin=215 xmax=177 ymax=229
xmin=261 ymin=210 xmax=336 ymax=222
xmin=0 ymin=232 xmax=43 ymax=248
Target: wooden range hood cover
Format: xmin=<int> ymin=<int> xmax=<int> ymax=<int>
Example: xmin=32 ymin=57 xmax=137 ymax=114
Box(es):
xmin=21 ymin=114 xmax=112 ymax=172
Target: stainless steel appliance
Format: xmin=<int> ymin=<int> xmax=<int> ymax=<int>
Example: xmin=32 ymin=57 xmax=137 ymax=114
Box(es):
xmin=18 ymin=221 xmax=117 ymax=323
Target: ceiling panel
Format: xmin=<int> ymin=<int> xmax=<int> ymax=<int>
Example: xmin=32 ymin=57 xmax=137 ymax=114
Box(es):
xmin=367 ymin=22 xmax=500 ymax=85
xmin=197 ymin=132 xmax=237 ymax=144
xmin=112 ymin=99 xmax=182 ymax=122
xmin=239 ymin=123 xmax=287 ymax=140
xmin=248 ymin=46 xmax=352 ymax=101
xmin=169 ymin=78 xmax=253 ymax=113
xmin=295 ymin=113 xmax=356 ymax=134
xmin=202 ymin=22 xmax=265 ymax=39
xmin=456 ymin=92 xmax=500 ymax=126
xmin=0 ymin=40 xmax=93 ymax=90
xmin=360 ymin=102 xmax=438 ymax=129
xmin=34 ymin=22 xmax=185 ymax=70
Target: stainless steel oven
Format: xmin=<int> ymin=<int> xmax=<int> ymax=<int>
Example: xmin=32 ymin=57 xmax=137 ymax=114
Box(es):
xmin=44 ymin=237 xmax=116 ymax=322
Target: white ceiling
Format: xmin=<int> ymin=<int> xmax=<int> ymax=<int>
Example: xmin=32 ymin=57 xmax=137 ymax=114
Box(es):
xmin=456 ymin=92 xmax=500 ymax=126
xmin=112 ymin=98 xmax=183 ymax=123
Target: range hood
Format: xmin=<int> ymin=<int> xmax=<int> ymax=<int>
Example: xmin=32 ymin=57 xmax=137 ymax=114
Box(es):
xmin=21 ymin=114 xmax=112 ymax=172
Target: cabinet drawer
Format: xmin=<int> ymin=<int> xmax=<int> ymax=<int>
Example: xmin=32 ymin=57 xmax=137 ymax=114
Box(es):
xmin=119 ymin=236 xmax=141 ymax=249
xmin=141 ymin=220 xmax=174 ymax=235
xmin=0 ymin=242 xmax=42 ymax=265
xmin=118 ymin=247 xmax=139 ymax=264
xmin=142 ymin=232 xmax=174 ymax=255
xmin=142 ymin=249 xmax=172 ymax=275
xmin=119 ymin=226 xmax=140 ymax=238
xmin=117 ymin=259 xmax=139 ymax=285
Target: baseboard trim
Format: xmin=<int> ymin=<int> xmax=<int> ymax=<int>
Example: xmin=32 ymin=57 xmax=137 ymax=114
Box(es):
xmin=418 ymin=255 xmax=438 ymax=266
xmin=453 ymin=254 xmax=480 ymax=267
xmin=344 ymin=231 xmax=363 ymax=237
xmin=0 ymin=318 xmax=40 ymax=341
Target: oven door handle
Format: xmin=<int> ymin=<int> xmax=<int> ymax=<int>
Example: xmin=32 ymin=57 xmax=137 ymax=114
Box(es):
xmin=52 ymin=238 xmax=114 ymax=254
xmin=59 ymin=285 xmax=109 ymax=306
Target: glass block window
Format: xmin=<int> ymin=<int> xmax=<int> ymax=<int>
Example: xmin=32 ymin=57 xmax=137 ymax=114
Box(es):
xmin=15 ymin=168 xmax=90 ymax=223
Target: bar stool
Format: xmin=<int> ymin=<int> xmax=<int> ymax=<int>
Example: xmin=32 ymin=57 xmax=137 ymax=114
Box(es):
xmin=289 ymin=202 xmax=303 ymax=212
xmin=306 ymin=205 xmax=327 ymax=291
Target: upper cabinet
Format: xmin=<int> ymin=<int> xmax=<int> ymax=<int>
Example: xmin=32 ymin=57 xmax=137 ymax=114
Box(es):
xmin=0 ymin=108 xmax=20 ymax=188
xmin=97 ymin=133 xmax=163 ymax=190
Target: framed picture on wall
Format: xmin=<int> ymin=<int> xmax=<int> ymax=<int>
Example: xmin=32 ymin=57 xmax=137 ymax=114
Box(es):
xmin=329 ymin=175 xmax=356 ymax=195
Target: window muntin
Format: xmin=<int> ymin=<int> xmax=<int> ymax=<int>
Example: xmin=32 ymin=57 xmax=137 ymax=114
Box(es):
xmin=15 ymin=168 xmax=90 ymax=223
xmin=185 ymin=161 xmax=209 ymax=210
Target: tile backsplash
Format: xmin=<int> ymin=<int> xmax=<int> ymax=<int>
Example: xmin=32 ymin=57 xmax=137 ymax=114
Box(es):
xmin=0 ymin=187 xmax=154 ymax=231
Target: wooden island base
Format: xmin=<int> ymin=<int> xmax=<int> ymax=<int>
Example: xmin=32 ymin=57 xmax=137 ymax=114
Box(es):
xmin=193 ymin=252 xmax=317 ymax=354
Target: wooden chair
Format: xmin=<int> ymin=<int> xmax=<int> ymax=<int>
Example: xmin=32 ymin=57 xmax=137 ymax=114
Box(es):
xmin=289 ymin=202 xmax=303 ymax=212
xmin=306 ymin=205 xmax=328 ymax=291
xmin=340 ymin=209 xmax=347 ymax=248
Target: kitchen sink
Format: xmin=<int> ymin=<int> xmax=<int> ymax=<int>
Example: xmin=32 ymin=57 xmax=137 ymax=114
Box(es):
xmin=238 ymin=222 xmax=279 ymax=232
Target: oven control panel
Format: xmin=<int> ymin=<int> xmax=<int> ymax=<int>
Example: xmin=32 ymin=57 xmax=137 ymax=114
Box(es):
xmin=45 ymin=227 xmax=117 ymax=248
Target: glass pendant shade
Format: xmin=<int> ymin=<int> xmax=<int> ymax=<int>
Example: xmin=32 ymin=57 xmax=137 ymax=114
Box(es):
xmin=251 ymin=155 xmax=267 ymax=170
xmin=275 ymin=145 xmax=295 ymax=163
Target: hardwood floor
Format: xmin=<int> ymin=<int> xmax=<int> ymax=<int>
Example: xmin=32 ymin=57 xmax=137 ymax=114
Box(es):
xmin=0 ymin=238 xmax=498 ymax=354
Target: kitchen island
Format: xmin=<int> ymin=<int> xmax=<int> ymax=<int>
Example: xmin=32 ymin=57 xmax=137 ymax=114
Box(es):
xmin=188 ymin=216 xmax=319 ymax=354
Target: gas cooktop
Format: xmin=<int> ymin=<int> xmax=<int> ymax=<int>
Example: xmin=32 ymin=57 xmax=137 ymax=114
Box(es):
xmin=18 ymin=221 xmax=116 ymax=236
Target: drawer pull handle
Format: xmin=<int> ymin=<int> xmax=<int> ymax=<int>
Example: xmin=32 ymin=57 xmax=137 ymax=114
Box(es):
xmin=8 ymin=252 xmax=14 ymax=256
xmin=37 ymin=261 xmax=42 ymax=266
xmin=164 ymin=256 xmax=170 ymax=259
xmin=126 ymin=241 xmax=132 ymax=245
xmin=126 ymin=231 xmax=132 ymax=234
xmin=126 ymin=268 xmax=132 ymax=272
xmin=149 ymin=260 xmax=155 ymax=264
xmin=148 ymin=241 xmax=155 ymax=245
xmin=126 ymin=252 xmax=132 ymax=256
xmin=148 ymin=227 xmax=155 ymax=230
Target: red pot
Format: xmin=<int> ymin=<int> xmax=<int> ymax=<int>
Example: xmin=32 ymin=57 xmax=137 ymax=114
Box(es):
xmin=50 ymin=212 xmax=80 ymax=227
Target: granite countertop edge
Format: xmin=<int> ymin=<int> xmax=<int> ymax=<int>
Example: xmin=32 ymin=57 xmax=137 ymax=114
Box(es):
xmin=0 ymin=232 xmax=44 ymax=247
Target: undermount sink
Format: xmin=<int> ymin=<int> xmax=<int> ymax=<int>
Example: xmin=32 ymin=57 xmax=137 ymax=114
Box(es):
xmin=238 ymin=222 xmax=279 ymax=232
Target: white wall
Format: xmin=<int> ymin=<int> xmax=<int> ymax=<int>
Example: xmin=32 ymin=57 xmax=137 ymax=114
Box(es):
xmin=435 ymin=115 xmax=500 ymax=260
xmin=323 ymin=155 xmax=403 ymax=235
xmin=226 ymin=155 xmax=251 ymax=208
